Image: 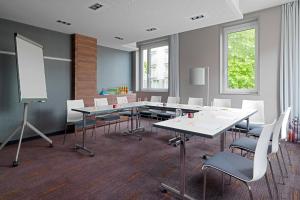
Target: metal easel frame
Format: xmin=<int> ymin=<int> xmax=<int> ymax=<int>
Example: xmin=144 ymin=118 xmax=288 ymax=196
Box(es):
xmin=0 ymin=103 xmax=53 ymax=167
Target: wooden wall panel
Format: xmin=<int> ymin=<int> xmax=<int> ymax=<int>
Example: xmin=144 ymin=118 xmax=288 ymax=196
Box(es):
xmin=73 ymin=34 xmax=97 ymax=106
xmin=72 ymin=33 xmax=136 ymax=106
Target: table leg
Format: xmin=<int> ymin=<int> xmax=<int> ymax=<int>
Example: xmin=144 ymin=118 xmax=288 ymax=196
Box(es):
xmin=123 ymin=108 xmax=144 ymax=140
xmin=75 ymin=113 xmax=94 ymax=157
xmin=160 ymin=133 xmax=196 ymax=200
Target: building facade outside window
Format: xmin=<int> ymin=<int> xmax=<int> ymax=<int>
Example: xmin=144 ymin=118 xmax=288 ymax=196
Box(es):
xmin=140 ymin=39 xmax=169 ymax=91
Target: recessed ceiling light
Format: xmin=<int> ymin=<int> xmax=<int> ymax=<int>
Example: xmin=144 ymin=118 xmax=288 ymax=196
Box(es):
xmin=56 ymin=20 xmax=71 ymax=26
xmin=89 ymin=3 xmax=103 ymax=10
xmin=114 ymin=36 xmax=124 ymax=40
xmin=190 ymin=15 xmax=204 ymax=21
xmin=146 ymin=27 xmax=157 ymax=32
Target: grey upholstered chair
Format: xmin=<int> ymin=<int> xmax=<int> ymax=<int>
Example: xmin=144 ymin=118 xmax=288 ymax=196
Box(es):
xmin=63 ymin=100 xmax=96 ymax=144
xmin=94 ymin=98 xmax=120 ymax=136
xmin=202 ymin=120 xmax=276 ymax=200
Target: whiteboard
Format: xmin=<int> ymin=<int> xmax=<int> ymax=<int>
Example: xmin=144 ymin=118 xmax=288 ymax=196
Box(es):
xmin=15 ymin=34 xmax=47 ymax=102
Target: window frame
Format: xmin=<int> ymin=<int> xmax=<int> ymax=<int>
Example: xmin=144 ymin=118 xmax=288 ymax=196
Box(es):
xmin=139 ymin=39 xmax=169 ymax=92
xmin=220 ymin=20 xmax=260 ymax=95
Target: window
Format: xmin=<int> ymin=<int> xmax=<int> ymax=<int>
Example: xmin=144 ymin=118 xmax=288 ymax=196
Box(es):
xmin=140 ymin=40 xmax=169 ymax=91
xmin=221 ymin=21 xmax=259 ymax=94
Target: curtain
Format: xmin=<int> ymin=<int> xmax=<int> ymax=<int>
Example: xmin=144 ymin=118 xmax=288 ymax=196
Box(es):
xmin=169 ymin=34 xmax=180 ymax=97
xmin=280 ymin=1 xmax=300 ymax=119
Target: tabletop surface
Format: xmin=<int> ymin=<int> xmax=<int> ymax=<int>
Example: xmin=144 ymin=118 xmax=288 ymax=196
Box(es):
xmin=71 ymin=101 xmax=203 ymax=114
xmin=153 ymin=107 xmax=257 ymax=138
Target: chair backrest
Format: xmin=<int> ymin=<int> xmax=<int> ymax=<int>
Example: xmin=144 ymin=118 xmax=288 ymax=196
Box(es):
xmin=167 ymin=96 xmax=180 ymax=104
xmin=271 ymin=113 xmax=286 ymax=153
xmin=213 ymin=98 xmax=231 ymax=108
xmin=252 ymin=120 xmax=276 ymax=181
xmin=94 ymin=98 xmax=109 ymax=107
xmin=281 ymin=107 xmax=291 ymax=140
xmin=67 ymin=100 xmax=84 ymax=123
xmin=242 ymin=100 xmax=265 ymax=124
xmin=151 ymin=96 xmax=162 ymax=102
xmin=188 ymin=97 xmax=203 ymax=106
xmin=117 ymin=96 xmax=128 ymax=104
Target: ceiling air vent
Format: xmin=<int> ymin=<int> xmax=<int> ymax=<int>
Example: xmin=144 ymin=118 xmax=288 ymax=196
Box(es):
xmin=114 ymin=36 xmax=124 ymax=40
xmin=190 ymin=15 xmax=204 ymax=21
xmin=56 ymin=20 xmax=71 ymax=26
xmin=146 ymin=27 xmax=157 ymax=32
xmin=89 ymin=3 xmax=103 ymax=10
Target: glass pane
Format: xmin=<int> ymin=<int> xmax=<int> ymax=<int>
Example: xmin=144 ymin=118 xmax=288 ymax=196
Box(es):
xmin=149 ymin=45 xmax=169 ymax=89
xmin=227 ymin=28 xmax=256 ymax=89
xmin=142 ymin=49 xmax=148 ymax=89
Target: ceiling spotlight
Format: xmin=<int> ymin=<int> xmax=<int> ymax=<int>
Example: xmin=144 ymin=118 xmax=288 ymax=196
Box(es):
xmin=114 ymin=36 xmax=124 ymax=40
xmin=56 ymin=20 xmax=71 ymax=26
xmin=190 ymin=15 xmax=204 ymax=21
xmin=146 ymin=27 xmax=157 ymax=32
xmin=89 ymin=3 xmax=103 ymax=10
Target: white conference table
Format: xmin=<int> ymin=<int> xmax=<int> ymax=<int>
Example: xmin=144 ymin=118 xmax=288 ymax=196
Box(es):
xmin=153 ymin=107 xmax=257 ymax=200
xmin=71 ymin=101 xmax=202 ymax=156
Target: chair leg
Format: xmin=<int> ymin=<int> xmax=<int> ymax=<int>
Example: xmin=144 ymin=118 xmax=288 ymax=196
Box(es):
xmin=127 ymin=117 xmax=129 ymax=129
xmin=284 ymin=142 xmax=292 ymax=166
xmin=108 ymin=122 xmax=111 ymax=135
xmin=104 ymin=124 xmax=106 ymax=135
xmin=268 ymin=158 xmax=279 ymax=200
xmin=115 ymin=121 xmax=117 ymax=133
xmin=119 ymin=120 xmax=121 ymax=131
xmin=244 ymin=182 xmax=253 ymax=200
xmin=221 ymin=173 xmax=225 ymax=195
xmin=203 ymin=168 xmax=207 ymax=200
xmin=279 ymin=144 xmax=288 ymax=177
xmin=264 ymin=174 xmax=273 ymax=200
xmin=276 ymin=153 xmax=285 ymax=185
xmin=63 ymin=124 xmax=68 ymax=144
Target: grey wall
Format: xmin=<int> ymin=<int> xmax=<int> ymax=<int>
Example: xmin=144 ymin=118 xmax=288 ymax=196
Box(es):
xmin=179 ymin=6 xmax=281 ymax=122
xmin=97 ymin=46 xmax=132 ymax=92
xmin=0 ymin=18 xmax=72 ymax=142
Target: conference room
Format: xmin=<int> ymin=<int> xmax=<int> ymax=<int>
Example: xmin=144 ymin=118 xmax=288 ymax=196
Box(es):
xmin=0 ymin=0 xmax=299 ymax=199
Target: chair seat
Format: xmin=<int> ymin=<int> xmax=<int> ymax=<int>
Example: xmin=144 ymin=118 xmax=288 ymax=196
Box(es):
xmin=235 ymin=121 xmax=264 ymax=130
xmin=230 ymin=137 xmax=271 ymax=154
xmin=140 ymin=110 xmax=152 ymax=115
xmin=72 ymin=119 xmax=96 ymax=128
xmin=96 ymin=114 xmax=120 ymax=121
xmin=203 ymin=151 xmax=253 ymax=182
xmin=247 ymin=127 xmax=263 ymax=137
xmin=157 ymin=112 xmax=175 ymax=119
xmin=119 ymin=111 xmax=138 ymax=117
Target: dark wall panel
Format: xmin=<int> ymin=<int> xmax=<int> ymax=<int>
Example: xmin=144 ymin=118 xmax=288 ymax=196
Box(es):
xmin=0 ymin=18 xmax=72 ymax=142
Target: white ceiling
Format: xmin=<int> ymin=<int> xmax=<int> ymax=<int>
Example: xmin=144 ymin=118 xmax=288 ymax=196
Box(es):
xmin=0 ymin=0 xmax=294 ymax=51
xmin=240 ymin=0 xmax=294 ymax=14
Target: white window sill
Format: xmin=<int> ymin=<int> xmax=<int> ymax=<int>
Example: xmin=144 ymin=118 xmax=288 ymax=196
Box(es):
xmin=140 ymin=89 xmax=168 ymax=93
xmin=221 ymin=89 xmax=259 ymax=95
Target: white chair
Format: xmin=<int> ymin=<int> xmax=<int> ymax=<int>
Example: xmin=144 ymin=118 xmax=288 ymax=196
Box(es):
xmin=212 ymin=98 xmax=231 ymax=108
xmin=167 ymin=96 xmax=180 ymax=104
xmin=117 ymin=96 xmax=138 ymax=129
xmin=230 ymin=114 xmax=285 ymax=199
xmin=116 ymin=96 xmax=128 ymax=104
xmin=150 ymin=96 xmax=162 ymax=102
xmin=202 ymin=121 xmax=276 ymax=200
xmin=157 ymin=96 xmax=180 ymax=120
xmin=188 ymin=97 xmax=203 ymax=106
xmin=94 ymin=98 xmax=120 ymax=136
xmin=235 ymin=100 xmax=265 ymax=130
xmin=63 ymin=100 xmax=96 ymax=144
xmin=281 ymin=107 xmax=292 ymax=166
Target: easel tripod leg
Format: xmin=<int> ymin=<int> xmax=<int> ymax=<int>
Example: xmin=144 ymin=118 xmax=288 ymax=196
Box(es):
xmin=14 ymin=122 xmax=26 ymax=167
xmin=27 ymin=122 xmax=53 ymax=146
xmin=0 ymin=126 xmax=22 ymax=150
